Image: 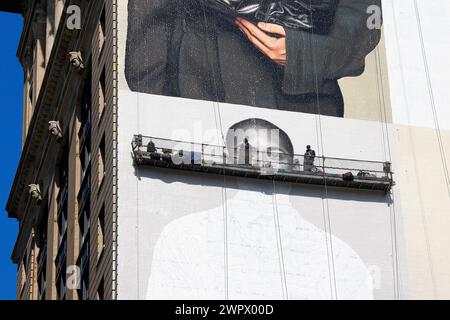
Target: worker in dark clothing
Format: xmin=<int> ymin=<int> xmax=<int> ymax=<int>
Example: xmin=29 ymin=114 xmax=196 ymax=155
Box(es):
xmin=244 ymin=138 xmax=250 ymax=165
xmin=147 ymin=140 xmax=160 ymax=160
xmin=147 ymin=140 xmax=156 ymax=153
xmin=303 ymin=145 xmax=316 ymax=172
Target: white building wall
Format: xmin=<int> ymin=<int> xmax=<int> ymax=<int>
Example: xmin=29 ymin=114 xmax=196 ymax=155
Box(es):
xmin=382 ymin=0 xmax=450 ymax=298
xmin=117 ymin=93 xmax=405 ymax=299
xmin=116 ymin=0 xmax=450 ymax=299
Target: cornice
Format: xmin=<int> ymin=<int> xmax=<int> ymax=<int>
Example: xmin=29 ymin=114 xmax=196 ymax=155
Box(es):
xmin=6 ymin=0 xmax=84 ymax=220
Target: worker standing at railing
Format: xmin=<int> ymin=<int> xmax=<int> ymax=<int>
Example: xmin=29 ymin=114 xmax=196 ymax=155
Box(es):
xmin=147 ymin=140 xmax=156 ymax=153
xmin=304 ymin=145 xmax=316 ymax=172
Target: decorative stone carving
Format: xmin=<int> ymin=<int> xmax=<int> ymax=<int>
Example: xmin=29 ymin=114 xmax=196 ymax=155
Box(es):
xmin=28 ymin=184 xmax=42 ymax=203
xmin=48 ymin=120 xmax=63 ymax=142
xmin=68 ymin=51 xmax=84 ymax=71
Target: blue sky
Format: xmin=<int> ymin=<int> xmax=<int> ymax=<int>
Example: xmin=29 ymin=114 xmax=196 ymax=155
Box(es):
xmin=0 ymin=12 xmax=24 ymax=300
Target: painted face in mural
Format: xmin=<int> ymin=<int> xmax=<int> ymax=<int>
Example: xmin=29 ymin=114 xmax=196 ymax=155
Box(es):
xmin=145 ymin=118 xmax=374 ymax=299
xmin=226 ymin=118 xmax=294 ymax=173
xmin=125 ymin=0 xmax=382 ymax=117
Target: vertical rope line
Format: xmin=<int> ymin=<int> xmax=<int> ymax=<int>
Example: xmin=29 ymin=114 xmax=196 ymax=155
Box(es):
xmin=374 ymin=42 xmax=399 ymax=299
xmin=375 ymin=47 xmax=393 ymax=162
xmin=199 ymin=3 xmax=229 ymax=299
xmin=389 ymin=191 xmax=400 ymax=299
xmin=391 ymin=0 xmax=437 ymax=298
xmin=221 ymin=184 xmax=229 ymax=300
xmin=272 ymin=180 xmax=289 ymax=299
xmin=198 ymin=0 xmax=226 ymax=145
xmin=307 ymin=0 xmax=337 ymax=300
xmin=413 ymin=0 xmax=450 ymax=198
xmin=374 ymin=46 xmax=388 ymax=163
xmin=134 ymin=2 xmax=144 ymax=298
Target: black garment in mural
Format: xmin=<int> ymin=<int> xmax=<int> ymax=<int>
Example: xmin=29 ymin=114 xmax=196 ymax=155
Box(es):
xmin=197 ymin=0 xmax=340 ymax=34
xmin=125 ymin=0 xmax=381 ymax=117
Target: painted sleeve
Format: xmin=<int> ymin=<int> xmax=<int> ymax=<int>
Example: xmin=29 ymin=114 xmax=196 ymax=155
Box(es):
xmin=125 ymin=0 xmax=183 ymax=95
xmin=282 ymin=0 xmax=382 ymax=95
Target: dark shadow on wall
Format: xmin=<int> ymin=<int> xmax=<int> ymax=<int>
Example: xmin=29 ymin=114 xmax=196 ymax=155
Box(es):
xmin=134 ymin=164 xmax=392 ymax=204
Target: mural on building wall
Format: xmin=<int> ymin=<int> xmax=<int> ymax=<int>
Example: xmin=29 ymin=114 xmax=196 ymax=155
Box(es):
xmin=144 ymin=118 xmax=375 ymax=300
xmin=124 ymin=0 xmax=383 ymax=118
xmin=117 ymin=0 xmax=406 ymax=300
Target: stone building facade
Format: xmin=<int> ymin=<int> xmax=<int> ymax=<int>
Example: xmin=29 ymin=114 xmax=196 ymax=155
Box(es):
xmin=2 ymin=0 xmax=118 ymax=300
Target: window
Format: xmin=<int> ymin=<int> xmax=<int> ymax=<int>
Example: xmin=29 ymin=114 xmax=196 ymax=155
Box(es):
xmin=78 ymin=167 xmax=91 ymax=228
xmin=57 ymin=146 xmax=69 ymax=256
xmin=77 ymin=74 xmax=92 ymax=301
xmin=79 ymin=75 xmax=92 ymax=177
xmin=78 ymin=199 xmax=90 ymax=249
xmin=37 ymin=203 xmax=49 ymax=300
xmin=56 ymin=267 xmax=66 ymax=300
xmin=77 ymin=137 xmax=91 ymax=301
xmin=80 ymin=135 xmax=91 ymax=177
xmin=77 ymin=267 xmax=89 ymax=300
xmin=57 ymin=150 xmax=68 ymax=248
xmin=78 ymin=75 xmax=92 ymax=243
xmin=37 ymin=261 xmax=46 ymax=300
xmin=77 ymin=234 xmax=90 ymax=300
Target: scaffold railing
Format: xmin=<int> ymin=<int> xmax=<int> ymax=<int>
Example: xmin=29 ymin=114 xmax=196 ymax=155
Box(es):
xmin=131 ymin=134 xmax=395 ymax=192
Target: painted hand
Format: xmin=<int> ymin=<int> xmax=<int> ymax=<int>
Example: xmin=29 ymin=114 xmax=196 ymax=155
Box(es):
xmin=236 ymin=18 xmax=287 ymax=66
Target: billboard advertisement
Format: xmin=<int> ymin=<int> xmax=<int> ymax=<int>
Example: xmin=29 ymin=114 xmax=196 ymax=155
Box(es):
xmin=116 ymin=0 xmax=411 ymax=299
